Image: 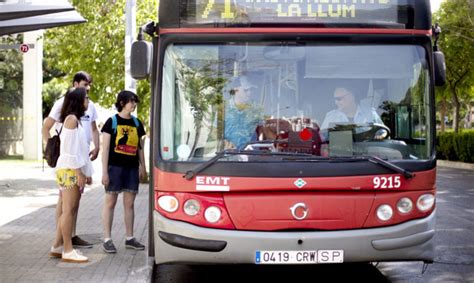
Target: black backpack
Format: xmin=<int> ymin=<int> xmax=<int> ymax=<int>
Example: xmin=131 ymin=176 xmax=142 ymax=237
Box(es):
xmin=44 ymin=126 xmax=63 ymax=168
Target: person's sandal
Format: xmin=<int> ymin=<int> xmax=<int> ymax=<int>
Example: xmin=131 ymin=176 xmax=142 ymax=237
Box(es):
xmin=61 ymin=249 xmax=88 ymax=263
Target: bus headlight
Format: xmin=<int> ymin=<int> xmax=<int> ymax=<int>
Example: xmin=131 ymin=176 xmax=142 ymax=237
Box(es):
xmin=397 ymin=197 xmax=413 ymax=214
xmin=376 ymin=204 xmax=393 ymax=221
xmin=417 ymin=194 xmax=435 ymax=212
xmin=158 ymin=195 xmax=179 ymax=213
xmin=204 ymin=206 xmax=221 ymax=223
xmin=183 ymin=199 xmax=200 ymax=216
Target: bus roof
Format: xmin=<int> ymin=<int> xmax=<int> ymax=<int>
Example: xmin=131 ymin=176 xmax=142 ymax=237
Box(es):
xmin=158 ymin=0 xmax=431 ymax=30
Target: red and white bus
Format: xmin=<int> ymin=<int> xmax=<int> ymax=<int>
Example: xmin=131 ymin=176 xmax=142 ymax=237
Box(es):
xmin=131 ymin=0 xmax=446 ymax=265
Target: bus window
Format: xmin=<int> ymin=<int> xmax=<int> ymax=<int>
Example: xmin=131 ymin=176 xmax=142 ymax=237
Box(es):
xmin=161 ymin=43 xmax=431 ymax=161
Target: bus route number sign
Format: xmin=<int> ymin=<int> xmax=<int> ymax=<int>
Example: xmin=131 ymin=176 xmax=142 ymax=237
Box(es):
xmin=191 ymin=0 xmax=399 ymax=25
xmin=20 ymin=44 xmax=29 ymax=53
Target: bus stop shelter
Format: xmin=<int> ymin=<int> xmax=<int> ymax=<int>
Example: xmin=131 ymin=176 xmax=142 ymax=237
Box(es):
xmin=0 ymin=0 xmax=85 ymax=36
xmin=0 ymin=0 xmax=85 ymax=160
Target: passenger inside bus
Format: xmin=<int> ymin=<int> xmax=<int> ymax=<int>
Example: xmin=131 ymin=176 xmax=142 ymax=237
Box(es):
xmin=224 ymin=76 xmax=263 ymax=149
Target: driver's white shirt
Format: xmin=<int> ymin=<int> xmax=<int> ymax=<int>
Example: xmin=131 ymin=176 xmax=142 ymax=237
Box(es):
xmin=321 ymin=106 xmax=383 ymax=129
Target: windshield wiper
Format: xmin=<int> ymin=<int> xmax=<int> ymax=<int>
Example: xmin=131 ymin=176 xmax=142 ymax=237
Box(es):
xmin=358 ymin=155 xmax=415 ymax=179
xmin=183 ymin=150 xmax=314 ymax=180
xmin=281 ymin=155 xmax=414 ymax=178
xmin=184 ymin=152 xmax=414 ymax=180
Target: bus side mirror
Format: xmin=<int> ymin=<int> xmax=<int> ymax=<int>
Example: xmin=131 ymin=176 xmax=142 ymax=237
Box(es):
xmin=432 ymin=24 xmax=446 ymax=87
xmin=433 ymin=51 xmax=446 ymax=86
xmin=131 ymin=31 xmax=152 ymax=80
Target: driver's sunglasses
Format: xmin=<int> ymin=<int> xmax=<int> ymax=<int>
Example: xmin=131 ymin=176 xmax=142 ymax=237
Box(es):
xmin=334 ymin=95 xmax=347 ymax=102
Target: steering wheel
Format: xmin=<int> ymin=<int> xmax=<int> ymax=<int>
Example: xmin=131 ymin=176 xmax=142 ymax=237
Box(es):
xmin=321 ymin=123 xmax=391 ymax=142
xmin=353 ymin=123 xmax=391 ymax=141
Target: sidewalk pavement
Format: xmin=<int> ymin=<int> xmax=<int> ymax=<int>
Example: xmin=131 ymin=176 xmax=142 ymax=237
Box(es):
xmin=0 ymin=160 xmax=153 ymax=282
xmin=0 ymin=157 xmax=471 ymax=282
xmin=437 ymin=159 xmax=474 ymax=171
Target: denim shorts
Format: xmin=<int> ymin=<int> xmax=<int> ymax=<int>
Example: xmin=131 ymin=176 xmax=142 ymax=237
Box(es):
xmin=106 ymin=165 xmax=139 ymax=194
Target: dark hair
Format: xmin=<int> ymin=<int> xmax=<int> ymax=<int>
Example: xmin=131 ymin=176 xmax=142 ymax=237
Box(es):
xmin=115 ymin=90 xmax=140 ymax=112
xmin=59 ymin=87 xmax=87 ymax=122
xmin=73 ymin=71 xmax=92 ymax=85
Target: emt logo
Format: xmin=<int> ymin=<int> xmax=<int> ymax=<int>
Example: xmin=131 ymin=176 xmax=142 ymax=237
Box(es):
xmin=196 ymin=176 xmax=231 ymax=191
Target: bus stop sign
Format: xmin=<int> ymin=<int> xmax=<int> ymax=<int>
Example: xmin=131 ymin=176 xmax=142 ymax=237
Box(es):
xmin=20 ymin=44 xmax=29 ymax=53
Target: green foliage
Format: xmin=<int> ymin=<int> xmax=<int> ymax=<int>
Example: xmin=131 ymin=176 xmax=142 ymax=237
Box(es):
xmin=43 ymin=0 xmax=158 ymax=126
xmin=42 ymin=78 xmax=68 ymax=119
xmin=436 ymin=131 xmax=474 ymax=163
xmin=436 ymin=132 xmax=456 ymax=160
xmin=178 ymin=59 xmax=227 ymax=153
xmin=433 ymin=0 xmax=474 ymax=132
xmin=0 ymin=35 xmax=23 ymax=111
xmin=0 ymin=35 xmax=23 ymax=157
xmin=181 ymin=63 xmax=226 ymax=125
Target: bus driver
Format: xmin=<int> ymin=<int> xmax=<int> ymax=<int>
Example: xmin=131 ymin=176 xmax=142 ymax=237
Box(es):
xmin=321 ymin=85 xmax=383 ymax=130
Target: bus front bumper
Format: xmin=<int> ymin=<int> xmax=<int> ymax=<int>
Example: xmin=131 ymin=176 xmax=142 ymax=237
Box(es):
xmin=153 ymin=210 xmax=435 ymax=265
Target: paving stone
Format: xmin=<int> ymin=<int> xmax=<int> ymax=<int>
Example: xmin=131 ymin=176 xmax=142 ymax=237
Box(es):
xmin=0 ymin=161 xmax=152 ymax=282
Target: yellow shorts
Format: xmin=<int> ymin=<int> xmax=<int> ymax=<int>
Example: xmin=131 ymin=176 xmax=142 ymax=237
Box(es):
xmin=56 ymin=169 xmax=78 ymax=191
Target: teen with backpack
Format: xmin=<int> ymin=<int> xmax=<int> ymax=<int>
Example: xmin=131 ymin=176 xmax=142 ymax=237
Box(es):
xmin=50 ymin=87 xmax=92 ymax=263
xmin=100 ymin=90 xmax=147 ymax=253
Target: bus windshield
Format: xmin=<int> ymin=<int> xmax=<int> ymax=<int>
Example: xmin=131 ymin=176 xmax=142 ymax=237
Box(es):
xmin=160 ymin=43 xmax=432 ymax=162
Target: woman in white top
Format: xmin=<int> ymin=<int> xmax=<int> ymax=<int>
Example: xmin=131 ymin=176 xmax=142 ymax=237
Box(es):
xmin=49 ymin=87 xmax=93 ymax=263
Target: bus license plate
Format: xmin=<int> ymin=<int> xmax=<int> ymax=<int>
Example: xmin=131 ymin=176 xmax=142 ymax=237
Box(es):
xmin=255 ymin=250 xmax=344 ymax=264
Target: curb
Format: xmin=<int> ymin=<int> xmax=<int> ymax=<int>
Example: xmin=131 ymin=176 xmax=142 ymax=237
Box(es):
xmin=437 ymin=160 xmax=474 ymax=171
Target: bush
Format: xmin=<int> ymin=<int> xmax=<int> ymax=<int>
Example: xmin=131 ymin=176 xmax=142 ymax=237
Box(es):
xmin=436 ymin=131 xmax=474 ymax=163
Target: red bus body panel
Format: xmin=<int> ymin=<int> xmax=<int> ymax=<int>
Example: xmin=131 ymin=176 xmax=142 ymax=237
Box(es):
xmin=154 ymin=168 xmax=435 ymax=192
xmin=223 ymin=192 xmax=374 ymax=230
xmin=154 ymin=168 xmax=436 ymax=230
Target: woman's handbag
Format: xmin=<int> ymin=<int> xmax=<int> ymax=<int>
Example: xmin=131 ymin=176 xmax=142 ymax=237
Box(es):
xmin=44 ymin=126 xmax=63 ymax=168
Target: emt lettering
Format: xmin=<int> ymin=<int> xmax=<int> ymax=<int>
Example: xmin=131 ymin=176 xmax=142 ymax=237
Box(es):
xmin=196 ymin=176 xmax=231 ymax=186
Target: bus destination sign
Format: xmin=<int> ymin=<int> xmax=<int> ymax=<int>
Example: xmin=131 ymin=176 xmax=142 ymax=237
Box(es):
xmin=184 ymin=0 xmax=402 ymax=27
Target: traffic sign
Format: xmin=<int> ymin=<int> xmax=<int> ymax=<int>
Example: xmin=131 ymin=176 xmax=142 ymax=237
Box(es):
xmin=19 ymin=44 xmax=29 ymax=53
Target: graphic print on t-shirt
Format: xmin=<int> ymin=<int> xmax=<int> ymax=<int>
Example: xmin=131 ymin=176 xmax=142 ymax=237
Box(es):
xmin=115 ymin=125 xmax=139 ymax=156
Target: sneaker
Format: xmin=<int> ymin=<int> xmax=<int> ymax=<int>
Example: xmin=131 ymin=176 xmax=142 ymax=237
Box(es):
xmin=125 ymin=238 xmax=145 ymax=250
xmin=102 ymin=239 xmax=117 ymax=253
xmin=61 ymin=249 xmax=88 ymax=263
xmin=72 ymin=235 xmax=93 ymax=248
xmin=49 ymin=245 xmax=63 ymax=258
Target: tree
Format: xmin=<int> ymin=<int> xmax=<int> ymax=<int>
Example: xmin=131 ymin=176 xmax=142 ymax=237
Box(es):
xmin=434 ymin=0 xmax=474 ymax=133
xmin=43 ymin=0 xmax=158 ymax=126
xmin=435 ymin=83 xmax=452 ymax=132
xmin=0 ymin=35 xmax=23 ymax=157
xmin=177 ymin=59 xmax=226 ymax=156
